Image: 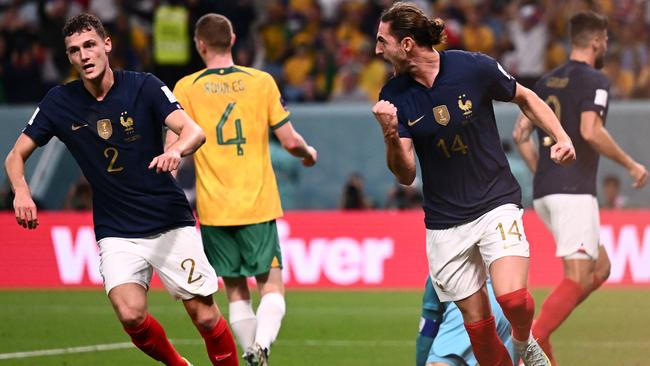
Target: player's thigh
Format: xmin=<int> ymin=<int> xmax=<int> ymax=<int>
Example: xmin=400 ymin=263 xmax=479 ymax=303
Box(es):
xmin=145 ymin=226 xmax=219 ymax=300
xmin=477 ymin=204 xmax=530 ymax=293
xmin=235 ymin=220 xmax=283 ymax=276
xmin=256 ymin=267 xmax=285 ymax=296
xmin=535 ymin=194 xmax=600 ymax=259
xmin=98 ymin=236 xmax=153 ymax=295
xmin=426 ymin=223 xmax=486 ymax=302
xmin=200 ymin=224 xmax=243 ymax=277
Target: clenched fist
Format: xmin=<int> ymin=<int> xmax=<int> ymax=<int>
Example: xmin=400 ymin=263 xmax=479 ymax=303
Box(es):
xmin=372 ymin=100 xmax=399 ymax=139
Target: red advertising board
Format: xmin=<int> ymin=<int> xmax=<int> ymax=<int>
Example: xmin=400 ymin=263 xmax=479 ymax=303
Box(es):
xmin=1 ymin=211 xmax=649 ymax=289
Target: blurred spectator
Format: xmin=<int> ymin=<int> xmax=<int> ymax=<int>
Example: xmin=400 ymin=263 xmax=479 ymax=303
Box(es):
xmin=64 ymin=175 xmax=92 ymax=210
xmin=282 ymin=41 xmax=314 ymax=102
xmin=385 ymin=181 xmax=423 ymax=210
xmin=0 ymin=33 xmax=7 ymax=103
xmin=502 ymin=2 xmax=548 ymax=88
xmin=357 ymin=40 xmax=388 ymax=101
xmin=258 ymin=0 xmax=290 ymax=80
xmin=603 ymin=52 xmax=634 ymax=99
xmin=330 ymin=62 xmax=368 ymax=102
xmin=152 ymin=0 xmax=190 ymax=87
xmin=340 ymin=172 xmax=372 ymax=210
xmin=601 ymin=174 xmax=627 ymax=209
xmin=462 ymin=6 xmax=496 ymax=56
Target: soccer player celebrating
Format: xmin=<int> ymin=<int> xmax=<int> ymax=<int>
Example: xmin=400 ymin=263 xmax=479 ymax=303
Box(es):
xmin=167 ymin=14 xmax=317 ymax=366
xmin=372 ymin=3 xmax=575 ymax=365
xmin=513 ymin=11 xmax=648 ymax=364
xmin=5 ymin=14 xmax=238 ymax=366
xmin=417 ymin=278 xmax=517 ymax=366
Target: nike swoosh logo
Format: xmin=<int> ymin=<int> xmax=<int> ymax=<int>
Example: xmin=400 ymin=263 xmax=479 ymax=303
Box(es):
xmin=71 ymin=123 xmax=88 ymax=131
xmin=408 ymin=115 xmax=424 ymax=126
xmin=213 ymin=352 xmax=233 ymax=361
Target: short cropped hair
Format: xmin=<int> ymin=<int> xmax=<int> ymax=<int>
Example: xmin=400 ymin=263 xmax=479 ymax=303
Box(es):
xmin=195 ymin=13 xmax=233 ymax=52
xmin=380 ymin=2 xmax=446 ymax=47
xmin=62 ymin=13 xmax=107 ymax=39
xmin=570 ymin=11 xmax=608 ymax=48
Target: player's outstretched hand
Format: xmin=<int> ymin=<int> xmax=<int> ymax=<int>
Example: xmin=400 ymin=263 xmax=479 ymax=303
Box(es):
xmin=302 ymin=145 xmax=317 ymax=167
xmin=629 ymin=162 xmax=648 ymax=188
xmin=372 ymin=100 xmax=398 ymax=138
xmin=550 ymin=140 xmax=576 ymax=166
xmin=148 ymin=148 xmax=182 ymax=173
xmin=13 ymin=191 xmax=38 ymax=229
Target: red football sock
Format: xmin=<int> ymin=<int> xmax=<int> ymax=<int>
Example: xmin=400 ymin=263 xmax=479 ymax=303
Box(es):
xmin=532 ymin=278 xmax=584 ymax=341
xmin=124 ymin=313 xmax=186 ymax=366
xmin=496 ymin=288 xmax=535 ymax=342
xmin=465 ymin=316 xmax=514 ymax=366
xmin=199 ymin=316 xmax=239 ymax=365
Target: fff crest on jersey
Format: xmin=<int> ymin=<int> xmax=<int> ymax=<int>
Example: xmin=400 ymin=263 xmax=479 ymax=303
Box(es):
xmin=97 ymin=119 xmax=113 ymax=140
xmin=458 ymin=94 xmax=473 ymax=116
xmin=432 ymin=105 xmax=450 ymax=126
xmin=120 ymin=111 xmax=135 ymax=133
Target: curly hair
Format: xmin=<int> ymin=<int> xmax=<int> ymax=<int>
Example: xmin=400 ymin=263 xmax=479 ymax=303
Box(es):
xmin=62 ymin=13 xmax=107 ymax=39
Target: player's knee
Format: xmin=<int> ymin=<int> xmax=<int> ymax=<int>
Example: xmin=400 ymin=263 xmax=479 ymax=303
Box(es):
xmin=116 ymin=306 xmax=147 ymax=328
xmin=192 ymin=309 xmax=221 ymax=332
xmin=595 ymin=256 xmax=611 ymax=282
xmin=496 ymin=288 xmax=534 ymax=317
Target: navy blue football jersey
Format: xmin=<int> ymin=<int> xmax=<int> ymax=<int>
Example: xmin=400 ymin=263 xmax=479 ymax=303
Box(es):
xmin=532 ymin=60 xmax=610 ymax=198
xmin=23 ymin=70 xmax=195 ymax=240
xmin=379 ymin=51 xmax=521 ymax=229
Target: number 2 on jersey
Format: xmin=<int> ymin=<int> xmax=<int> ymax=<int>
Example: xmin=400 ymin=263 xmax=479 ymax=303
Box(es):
xmin=103 ymin=147 xmax=124 ymax=173
xmin=217 ymin=102 xmax=246 ymax=156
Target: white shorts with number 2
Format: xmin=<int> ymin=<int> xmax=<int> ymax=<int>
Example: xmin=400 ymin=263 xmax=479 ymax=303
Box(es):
xmin=98 ymin=225 xmax=219 ymax=300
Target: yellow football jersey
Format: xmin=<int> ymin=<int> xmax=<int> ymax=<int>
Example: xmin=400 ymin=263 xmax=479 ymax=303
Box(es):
xmin=174 ymin=66 xmax=290 ymax=226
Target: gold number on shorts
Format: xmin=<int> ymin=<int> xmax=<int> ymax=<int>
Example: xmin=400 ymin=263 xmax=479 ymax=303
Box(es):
xmin=496 ymin=220 xmax=523 ymax=241
xmin=103 ymin=147 xmax=124 ymax=173
xmin=181 ymin=258 xmax=203 ymax=284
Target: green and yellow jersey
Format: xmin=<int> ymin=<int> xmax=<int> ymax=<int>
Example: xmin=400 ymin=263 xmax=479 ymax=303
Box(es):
xmin=174 ymin=65 xmax=290 ymax=226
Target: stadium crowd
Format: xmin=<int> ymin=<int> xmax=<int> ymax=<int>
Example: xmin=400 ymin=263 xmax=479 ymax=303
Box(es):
xmin=1 ymin=0 xmax=650 ymax=104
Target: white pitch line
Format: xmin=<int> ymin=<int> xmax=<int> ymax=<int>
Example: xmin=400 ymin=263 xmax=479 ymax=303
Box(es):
xmin=1 ymin=338 xmax=649 ymax=361
xmin=0 ymin=342 xmax=134 ymax=360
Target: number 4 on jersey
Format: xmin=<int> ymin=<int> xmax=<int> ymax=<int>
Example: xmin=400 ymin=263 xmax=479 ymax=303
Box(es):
xmin=217 ymin=102 xmax=246 ymax=156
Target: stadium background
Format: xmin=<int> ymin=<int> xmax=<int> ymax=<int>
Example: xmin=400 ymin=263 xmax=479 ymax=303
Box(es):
xmin=1 ymin=1 xmax=649 ymax=365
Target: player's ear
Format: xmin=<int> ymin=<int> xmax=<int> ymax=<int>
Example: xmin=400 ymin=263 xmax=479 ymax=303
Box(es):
xmin=231 ymin=32 xmax=236 ymax=48
xmin=401 ymin=37 xmax=414 ymax=52
xmin=104 ymin=36 xmax=112 ymax=53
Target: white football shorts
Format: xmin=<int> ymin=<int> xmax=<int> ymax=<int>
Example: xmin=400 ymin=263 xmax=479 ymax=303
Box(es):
xmin=426 ymin=203 xmax=530 ymax=302
xmin=98 ymin=225 xmax=219 ymax=300
xmin=533 ymin=194 xmax=600 ymax=260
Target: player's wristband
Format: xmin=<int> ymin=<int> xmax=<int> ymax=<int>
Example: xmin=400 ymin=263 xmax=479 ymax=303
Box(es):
xmin=418 ymin=316 xmax=440 ymax=338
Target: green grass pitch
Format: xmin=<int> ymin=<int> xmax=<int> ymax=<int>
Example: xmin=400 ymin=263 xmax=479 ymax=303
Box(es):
xmin=0 ymin=289 xmax=648 ymax=365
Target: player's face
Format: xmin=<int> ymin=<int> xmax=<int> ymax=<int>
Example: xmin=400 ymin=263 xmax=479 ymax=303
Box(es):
xmin=376 ymin=21 xmax=408 ymax=73
xmin=65 ymin=28 xmax=112 ymax=81
xmin=594 ymin=30 xmax=608 ymax=70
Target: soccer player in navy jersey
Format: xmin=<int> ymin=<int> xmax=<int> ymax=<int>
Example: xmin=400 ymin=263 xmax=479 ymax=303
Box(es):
xmin=4 ymin=14 xmax=238 ymax=366
xmin=372 ymin=3 xmax=575 ymax=366
xmin=513 ymin=11 xmax=648 ymax=365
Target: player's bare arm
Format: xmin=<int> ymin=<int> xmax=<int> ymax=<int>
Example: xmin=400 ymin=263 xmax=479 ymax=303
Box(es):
xmin=4 ymin=134 xmax=39 ymax=229
xmin=512 ymin=113 xmax=539 ymax=173
xmin=580 ymin=111 xmax=649 ymax=188
xmin=372 ymin=100 xmax=416 ymax=184
xmin=511 ymin=83 xmax=576 ymax=166
xmin=149 ymin=109 xmax=206 ymax=173
xmin=273 ymin=122 xmax=318 ymax=167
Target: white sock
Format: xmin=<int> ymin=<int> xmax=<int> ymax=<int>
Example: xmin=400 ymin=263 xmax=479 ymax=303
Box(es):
xmin=229 ymin=300 xmax=257 ymax=351
xmin=255 ymin=292 xmax=286 ymax=350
